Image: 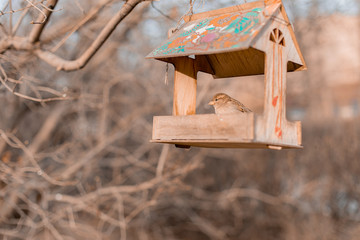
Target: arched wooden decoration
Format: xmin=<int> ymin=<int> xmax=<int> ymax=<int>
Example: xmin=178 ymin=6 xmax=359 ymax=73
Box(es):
xmin=146 ymin=0 xmax=306 ymax=149
xmin=270 ymin=28 xmax=285 ymax=46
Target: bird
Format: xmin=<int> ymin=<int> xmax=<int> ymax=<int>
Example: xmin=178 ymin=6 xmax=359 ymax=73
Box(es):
xmin=208 ymin=93 xmax=252 ymax=114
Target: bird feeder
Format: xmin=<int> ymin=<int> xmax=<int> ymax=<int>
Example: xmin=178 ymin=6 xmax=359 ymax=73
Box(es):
xmin=146 ymin=0 xmax=306 ymax=149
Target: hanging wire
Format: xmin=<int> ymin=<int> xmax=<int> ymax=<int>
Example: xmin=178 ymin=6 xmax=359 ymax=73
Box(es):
xmin=189 ymin=0 xmax=194 ymax=15
xmin=164 ymin=63 xmax=169 ymax=85
xmin=173 ymin=0 xmax=196 ymax=33
xmin=164 ymin=0 xmax=197 ymax=85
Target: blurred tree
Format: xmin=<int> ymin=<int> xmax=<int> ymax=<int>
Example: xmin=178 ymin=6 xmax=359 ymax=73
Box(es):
xmin=0 ymin=0 xmax=359 ymax=239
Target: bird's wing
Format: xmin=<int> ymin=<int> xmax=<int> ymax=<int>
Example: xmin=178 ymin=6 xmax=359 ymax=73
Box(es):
xmin=234 ymin=99 xmax=252 ymax=112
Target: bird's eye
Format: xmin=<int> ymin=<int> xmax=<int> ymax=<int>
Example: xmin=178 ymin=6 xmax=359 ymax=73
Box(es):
xmin=215 ymin=99 xmax=218 ymax=101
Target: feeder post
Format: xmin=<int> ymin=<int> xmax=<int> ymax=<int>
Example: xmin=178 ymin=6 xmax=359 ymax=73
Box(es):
xmin=172 ymin=57 xmax=197 ymax=116
xmin=256 ymin=26 xmax=301 ymax=146
xmin=262 ymin=32 xmax=288 ymax=140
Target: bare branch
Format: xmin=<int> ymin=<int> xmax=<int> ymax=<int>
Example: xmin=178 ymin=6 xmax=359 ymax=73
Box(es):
xmin=13 ymin=2 xmax=32 ymax=35
xmin=156 ymin=144 xmax=169 ymax=177
xmin=0 ymin=130 xmax=75 ymax=186
xmin=28 ymin=0 xmax=58 ymax=43
xmin=9 ymin=0 xmax=13 ymax=36
xmin=35 ymin=0 xmax=147 ymax=71
xmin=0 ymin=64 xmax=71 ymax=102
xmin=50 ymin=0 xmax=114 ymax=53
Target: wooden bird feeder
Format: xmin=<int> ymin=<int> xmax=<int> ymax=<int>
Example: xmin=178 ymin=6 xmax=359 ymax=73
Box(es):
xmin=146 ymin=0 xmax=306 ymax=149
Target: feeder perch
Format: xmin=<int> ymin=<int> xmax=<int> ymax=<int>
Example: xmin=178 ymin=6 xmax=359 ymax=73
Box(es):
xmin=146 ymin=0 xmax=306 ymax=149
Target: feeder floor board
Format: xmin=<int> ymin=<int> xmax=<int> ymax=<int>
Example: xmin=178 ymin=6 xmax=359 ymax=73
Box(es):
xmin=150 ymin=139 xmax=302 ymax=149
xmin=151 ymin=113 xmax=302 ymax=149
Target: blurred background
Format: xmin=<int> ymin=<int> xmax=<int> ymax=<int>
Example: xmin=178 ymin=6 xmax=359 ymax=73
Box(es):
xmin=0 ymin=0 xmax=359 ymax=239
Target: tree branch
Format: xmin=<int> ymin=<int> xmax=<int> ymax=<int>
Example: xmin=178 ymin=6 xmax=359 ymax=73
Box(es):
xmin=35 ymin=0 xmax=147 ymax=71
xmin=28 ymin=0 xmax=59 ymax=43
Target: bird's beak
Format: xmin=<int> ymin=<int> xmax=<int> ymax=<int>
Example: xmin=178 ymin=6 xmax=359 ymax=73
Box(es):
xmin=208 ymin=100 xmax=214 ymax=106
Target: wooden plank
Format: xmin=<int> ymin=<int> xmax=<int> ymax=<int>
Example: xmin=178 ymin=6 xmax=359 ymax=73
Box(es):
xmin=287 ymin=61 xmax=303 ymax=72
xmin=146 ymin=6 xmax=267 ymax=59
xmin=296 ymin=121 xmax=302 ymax=145
xmin=194 ymin=55 xmax=215 ymax=75
xmin=155 ymin=56 xmax=214 ymax=75
xmin=173 ymin=57 xmax=197 ymax=116
xmin=183 ymin=1 xmax=265 ymax=22
xmin=253 ymin=20 xmax=301 ymax=146
xmin=151 ymin=113 xmax=302 ymax=148
xmin=255 ymin=25 xmax=288 ymax=143
xmin=150 ymin=139 xmax=303 ymax=149
xmin=152 ymin=113 xmax=254 ymax=141
xmin=206 ymin=48 xmax=265 ymax=78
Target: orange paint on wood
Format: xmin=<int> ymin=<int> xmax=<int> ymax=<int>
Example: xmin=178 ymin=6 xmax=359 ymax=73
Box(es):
xmin=273 ymin=45 xmax=284 ymax=139
xmin=275 ymin=126 xmax=282 ymax=138
xmin=272 ymin=96 xmax=278 ymax=106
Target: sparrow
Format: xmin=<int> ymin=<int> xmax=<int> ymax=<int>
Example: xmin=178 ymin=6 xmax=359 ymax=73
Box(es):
xmin=208 ymin=93 xmax=252 ymax=114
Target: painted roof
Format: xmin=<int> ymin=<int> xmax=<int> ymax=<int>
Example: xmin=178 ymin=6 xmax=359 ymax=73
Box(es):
xmin=146 ymin=3 xmax=280 ymax=59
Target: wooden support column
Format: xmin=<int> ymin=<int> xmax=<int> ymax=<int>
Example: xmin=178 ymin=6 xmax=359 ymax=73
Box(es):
xmin=256 ymin=27 xmax=301 ymax=146
xmin=173 ymin=57 xmax=197 ymax=116
xmin=264 ymin=36 xmax=287 ymax=140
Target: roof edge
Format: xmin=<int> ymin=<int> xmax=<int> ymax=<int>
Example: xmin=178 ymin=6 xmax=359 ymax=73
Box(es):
xmin=183 ymin=0 xmax=283 ymax=23
xmin=248 ymin=2 xmax=306 ymax=69
xmin=249 ymin=3 xmax=281 ymax=47
xmin=279 ymin=5 xmax=307 ymax=69
xmin=183 ymin=1 xmax=266 ymax=23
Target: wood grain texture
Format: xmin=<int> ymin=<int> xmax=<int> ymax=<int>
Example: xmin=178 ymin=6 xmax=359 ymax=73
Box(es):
xmin=173 ymin=57 xmax=197 ymax=116
xmin=152 ymin=113 xmax=302 ymax=148
xmin=254 ymin=19 xmax=301 ymax=146
xmin=194 ymin=55 xmax=215 ymax=75
xmin=183 ymin=1 xmax=265 ymax=22
xmin=153 ymin=113 xmax=254 ymax=141
xmin=150 ymin=140 xmax=302 ymax=149
xmin=207 ymin=48 xmax=265 ymax=78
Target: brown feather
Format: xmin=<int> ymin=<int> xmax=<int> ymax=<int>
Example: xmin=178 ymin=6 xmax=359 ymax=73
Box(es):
xmin=209 ymin=93 xmax=252 ymax=114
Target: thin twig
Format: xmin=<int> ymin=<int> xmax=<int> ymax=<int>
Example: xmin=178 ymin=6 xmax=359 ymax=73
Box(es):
xmin=0 ymin=0 xmax=44 ymax=16
xmin=0 ymin=130 xmax=76 ymax=186
xmin=0 ymin=76 xmax=71 ymax=102
xmin=36 ymin=0 xmax=147 ymax=71
xmin=9 ymin=0 xmax=13 ymax=36
xmin=12 ymin=2 xmax=32 ymax=35
xmin=28 ymin=0 xmax=58 ymax=43
xmin=156 ymin=144 xmax=169 ymax=177
xmin=0 ymin=63 xmax=71 ymax=102
xmin=50 ymin=0 xmax=114 ymax=53
xmin=25 ymin=0 xmax=47 ymax=24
